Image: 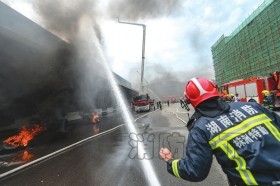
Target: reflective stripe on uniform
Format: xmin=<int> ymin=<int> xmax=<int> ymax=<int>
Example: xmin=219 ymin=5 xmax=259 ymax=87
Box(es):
xmin=264 ymin=121 xmax=280 ymax=141
xmin=220 ymin=143 xmax=257 ymax=185
xmin=209 ymin=113 xmax=280 ymax=185
xmin=209 ymin=114 xmax=280 ymax=149
xmin=171 ymin=159 xmax=181 ymax=178
xmin=209 ymin=114 xmax=271 ymax=149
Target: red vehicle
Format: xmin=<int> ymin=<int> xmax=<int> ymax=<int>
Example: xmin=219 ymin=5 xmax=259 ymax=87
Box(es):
xmin=131 ymin=94 xmax=154 ymax=112
xmin=220 ymin=72 xmax=280 ymax=107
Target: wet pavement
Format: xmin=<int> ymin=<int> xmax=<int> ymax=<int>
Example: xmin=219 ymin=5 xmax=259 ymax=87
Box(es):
xmin=0 ymin=103 xmax=228 ymax=186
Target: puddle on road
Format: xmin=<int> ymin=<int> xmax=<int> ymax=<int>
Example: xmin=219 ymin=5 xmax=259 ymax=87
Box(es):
xmin=0 ymin=149 xmax=35 ymax=169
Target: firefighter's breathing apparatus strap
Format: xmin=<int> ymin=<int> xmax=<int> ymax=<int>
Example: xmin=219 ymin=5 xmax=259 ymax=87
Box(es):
xmin=186 ymin=111 xmax=201 ymax=131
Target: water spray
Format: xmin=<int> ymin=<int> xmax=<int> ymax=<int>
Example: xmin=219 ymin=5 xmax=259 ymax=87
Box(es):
xmin=82 ymin=21 xmax=161 ymax=186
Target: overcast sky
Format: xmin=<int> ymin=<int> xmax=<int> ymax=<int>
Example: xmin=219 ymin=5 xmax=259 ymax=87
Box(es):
xmin=1 ymin=0 xmax=265 ymax=89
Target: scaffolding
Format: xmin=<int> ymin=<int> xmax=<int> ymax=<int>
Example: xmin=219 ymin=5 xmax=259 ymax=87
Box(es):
xmin=211 ymin=0 xmax=280 ymax=86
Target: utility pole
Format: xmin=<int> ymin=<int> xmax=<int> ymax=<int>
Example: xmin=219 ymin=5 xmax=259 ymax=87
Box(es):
xmin=118 ymin=18 xmax=146 ymax=93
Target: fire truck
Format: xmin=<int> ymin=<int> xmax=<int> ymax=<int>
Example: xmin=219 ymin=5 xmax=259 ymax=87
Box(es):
xmin=220 ymin=72 xmax=280 ymax=107
xmin=131 ymin=94 xmax=154 ymax=112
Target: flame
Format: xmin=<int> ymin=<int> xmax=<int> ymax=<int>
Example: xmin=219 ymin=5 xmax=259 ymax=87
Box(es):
xmin=91 ymin=113 xmax=100 ymax=134
xmin=3 ymin=124 xmax=45 ymax=148
xmin=91 ymin=113 xmax=100 ymax=123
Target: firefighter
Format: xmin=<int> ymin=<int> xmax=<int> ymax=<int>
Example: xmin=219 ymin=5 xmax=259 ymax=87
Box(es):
xmin=180 ymin=97 xmax=190 ymax=111
xmin=159 ymin=100 xmax=162 ymax=110
xmin=221 ymin=94 xmax=233 ymax=103
xmin=159 ymin=77 xmax=280 ymax=185
xmin=262 ymin=90 xmax=274 ymax=110
xmin=229 ymin=94 xmax=235 ymax=100
xmin=180 ymin=97 xmax=184 ymax=108
xmin=233 ymin=93 xmax=240 ymax=102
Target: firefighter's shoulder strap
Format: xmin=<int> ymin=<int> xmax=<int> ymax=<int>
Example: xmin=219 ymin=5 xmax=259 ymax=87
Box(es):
xmin=186 ymin=111 xmax=201 ymax=131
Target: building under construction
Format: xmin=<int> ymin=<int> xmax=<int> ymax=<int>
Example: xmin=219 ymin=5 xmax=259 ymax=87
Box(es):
xmin=211 ymin=0 xmax=280 ymax=86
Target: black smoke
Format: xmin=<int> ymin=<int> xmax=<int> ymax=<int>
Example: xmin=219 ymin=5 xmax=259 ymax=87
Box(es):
xmin=32 ymin=0 xmax=101 ymax=43
xmin=0 ymin=0 xmax=186 ymax=129
xmin=29 ymin=0 xmax=186 ymax=110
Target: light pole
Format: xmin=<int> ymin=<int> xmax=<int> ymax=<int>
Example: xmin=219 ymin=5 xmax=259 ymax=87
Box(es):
xmin=118 ymin=18 xmax=146 ymax=93
xmin=136 ymin=70 xmax=149 ymax=85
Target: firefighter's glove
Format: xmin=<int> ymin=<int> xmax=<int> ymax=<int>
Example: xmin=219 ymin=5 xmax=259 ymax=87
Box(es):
xmin=159 ymin=148 xmax=173 ymax=162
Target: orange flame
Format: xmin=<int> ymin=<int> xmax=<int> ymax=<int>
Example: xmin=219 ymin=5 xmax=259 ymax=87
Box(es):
xmin=91 ymin=113 xmax=100 ymax=134
xmin=91 ymin=113 xmax=100 ymax=123
xmin=3 ymin=124 xmax=45 ymax=148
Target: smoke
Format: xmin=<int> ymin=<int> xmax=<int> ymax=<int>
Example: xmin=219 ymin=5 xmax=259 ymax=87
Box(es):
xmin=127 ymin=63 xmax=181 ymax=98
xmin=108 ymin=0 xmax=183 ymax=20
xmin=29 ymin=0 xmax=112 ymax=113
xmin=126 ymin=61 xmax=214 ymax=97
xmin=174 ymin=27 xmax=215 ymax=83
xmin=0 ymin=0 xmax=186 ymax=124
xmin=146 ymin=63 xmax=179 ymax=83
xmin=32 ymin=0 xmax=183 ymax=41
xmin=32 ymin=0 xmax=102 ymax=43
xmin=189 ymin=25 xmax=204 ymax=52
xmin=146 ymin=62 xmax=213 ymax=100
xmin=181 ymin=58 xmax=215 ymax=81
xmin=29 ymin=0 xmax=185 ymax=110
xmin=126 ymin=58 xmax=214 ymax=98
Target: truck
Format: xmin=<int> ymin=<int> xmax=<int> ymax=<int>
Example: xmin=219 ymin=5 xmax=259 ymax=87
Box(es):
xmin=220 ymin=72 xmax=280 ymax=108
xmin=131 ymin=94 xmax=154 ymax=113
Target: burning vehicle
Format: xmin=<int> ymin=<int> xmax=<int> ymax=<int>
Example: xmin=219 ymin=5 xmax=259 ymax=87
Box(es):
xmin=91 ymin=113 xmax=101 ymax=134
xmin=0 ymin=1 xmax=136 ymax=174
xmin=2 ymin=124 xmax=46 ymax=149
xmin=91 ymin=113 xmax=100 ymax=123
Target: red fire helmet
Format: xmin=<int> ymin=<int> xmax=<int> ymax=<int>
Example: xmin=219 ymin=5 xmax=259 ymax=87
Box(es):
xmin=184 ymin=77 xmax=219 ymax=108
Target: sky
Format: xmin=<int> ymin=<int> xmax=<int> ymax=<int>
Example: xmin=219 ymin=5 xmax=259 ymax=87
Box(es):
xmin=1 ymin=0 xmax=266 ymax=89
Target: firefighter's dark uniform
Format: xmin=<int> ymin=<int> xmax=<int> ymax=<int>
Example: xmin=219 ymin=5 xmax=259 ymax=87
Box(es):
xmin=167 ymin=102 xmax=280 ymax=185
xmin=263 ymin=95 xmax=274 ymax=110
